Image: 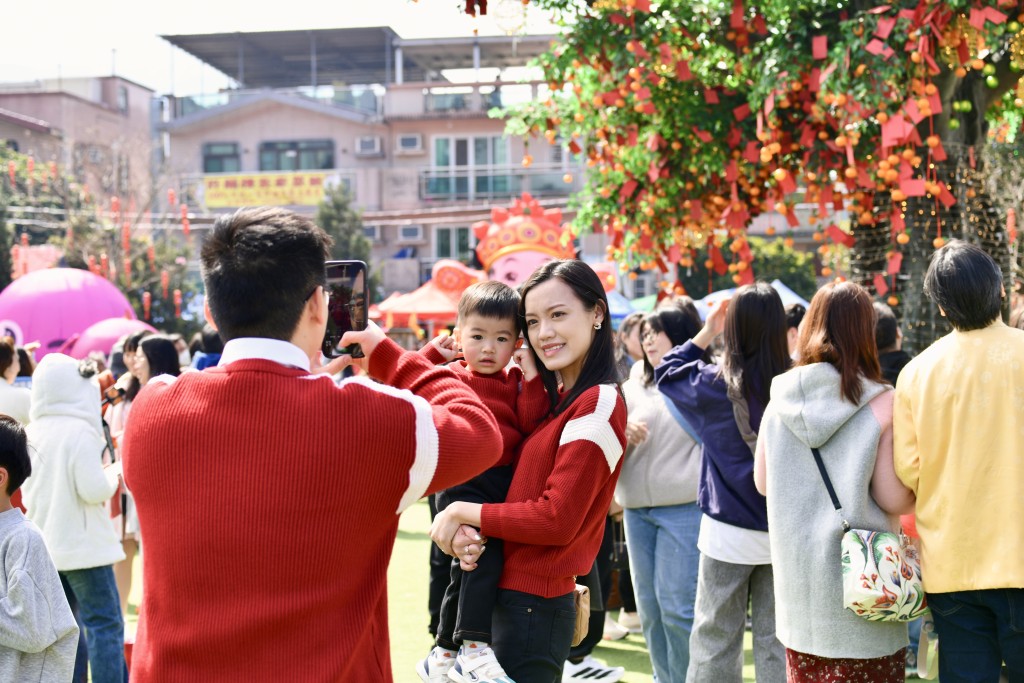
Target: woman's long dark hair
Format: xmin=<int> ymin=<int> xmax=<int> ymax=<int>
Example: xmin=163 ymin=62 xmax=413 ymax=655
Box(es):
xmin=124 ymin=329 xmax=153 ymax=401
xmin=139 ymin=335 xmax=183 ymax=381
xmin=720 ymin=282 xmax=790 ymax=406
xmin=797 ymin=281 xmax=882 ymax=404
xmin=640 ymin=299 xmax=703 ymax=387
xmin=519 ymin=260 xmax=620 ymax=415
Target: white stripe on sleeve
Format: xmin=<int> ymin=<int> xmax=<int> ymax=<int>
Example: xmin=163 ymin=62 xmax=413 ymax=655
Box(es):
xmin=558 ymin=384 xmax=622 ymax=472
xmin=339 ymin=377 xmax=439 ymax=514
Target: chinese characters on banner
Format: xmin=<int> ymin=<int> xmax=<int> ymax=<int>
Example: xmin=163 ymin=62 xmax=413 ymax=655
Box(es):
xmin=203 ymin=172 xmax=332 ymax=208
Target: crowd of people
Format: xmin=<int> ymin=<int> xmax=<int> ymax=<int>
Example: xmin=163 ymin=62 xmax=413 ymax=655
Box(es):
xmin=0 ymin=205 xmax=1020 ymax=683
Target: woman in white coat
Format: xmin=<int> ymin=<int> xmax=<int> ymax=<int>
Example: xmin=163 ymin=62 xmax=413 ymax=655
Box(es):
xmin=23 ymin=354 xmax=127 ymax=683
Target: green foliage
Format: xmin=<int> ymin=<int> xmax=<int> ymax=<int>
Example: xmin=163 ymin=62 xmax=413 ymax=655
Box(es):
xmin=315 ymin=182 xmax=380 ymax=301
xmin=675 ymin=237 xmax=818 ymax=300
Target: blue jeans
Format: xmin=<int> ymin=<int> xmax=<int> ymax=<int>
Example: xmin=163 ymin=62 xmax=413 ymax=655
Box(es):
xmin=61 ymin=566 xmax=127 ymax=683
xmin=624 ymin=503 xmax=701 ymax=683
xmin=927 ymin=589 xmax=1024 ymax=683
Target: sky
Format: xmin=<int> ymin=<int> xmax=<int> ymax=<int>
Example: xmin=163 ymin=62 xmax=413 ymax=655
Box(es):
xmin=1 ymin=0 xmax=561 ymax=95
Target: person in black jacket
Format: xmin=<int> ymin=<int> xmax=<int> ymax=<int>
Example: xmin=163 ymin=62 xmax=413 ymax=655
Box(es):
xmin=873 ymin=302 xmax=911 ymax=386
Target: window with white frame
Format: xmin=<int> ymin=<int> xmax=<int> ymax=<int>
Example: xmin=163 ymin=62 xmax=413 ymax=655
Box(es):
xmin=435 ymin=226 xmax=474 ymax=262
xmin=363 ymin=225 xmax=381 ymax=242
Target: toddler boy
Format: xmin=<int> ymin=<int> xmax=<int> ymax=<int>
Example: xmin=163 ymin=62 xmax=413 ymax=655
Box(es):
xmin=417 ymin=281 xmax=544 ymax=683
xmin=0 ymin=415 xmax=79 ymax=679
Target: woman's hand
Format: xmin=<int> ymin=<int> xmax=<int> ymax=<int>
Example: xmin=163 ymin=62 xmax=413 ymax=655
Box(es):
xmin=429 ymin=506 xmax=463 ymax=556
xmin=693 ymin=299 xmax=729 ymax=350
xmin=625 ymin=420 xmax=649 ymax=446
xmin=453 ymin=524 xmax=487 ymax=571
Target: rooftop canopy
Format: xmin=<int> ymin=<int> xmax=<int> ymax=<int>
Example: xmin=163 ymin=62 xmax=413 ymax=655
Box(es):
xmin=160 ymin=27 xmax=556 ymax=89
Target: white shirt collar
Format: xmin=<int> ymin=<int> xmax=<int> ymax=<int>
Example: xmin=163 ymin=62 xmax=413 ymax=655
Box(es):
xmin=218 ymin=338 xmax=311 ymax=372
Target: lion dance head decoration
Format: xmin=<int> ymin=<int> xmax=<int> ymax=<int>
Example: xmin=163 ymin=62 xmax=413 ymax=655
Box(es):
xmin=473 ymin=193 xmax=577 ymax=288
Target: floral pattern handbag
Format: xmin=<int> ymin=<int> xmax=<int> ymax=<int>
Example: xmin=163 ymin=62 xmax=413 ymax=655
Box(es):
xmin=811 ymin=447 xmax=929 ymax=622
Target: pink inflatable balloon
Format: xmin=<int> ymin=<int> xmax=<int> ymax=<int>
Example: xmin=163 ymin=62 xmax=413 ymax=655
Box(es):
xmin=0 ymin=268 xmax=136 ymax=358
xmin=69 ymin=317 xmax=156 ymax=360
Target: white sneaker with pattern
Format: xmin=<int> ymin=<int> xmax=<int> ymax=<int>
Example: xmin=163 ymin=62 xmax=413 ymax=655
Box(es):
xmin=447 ymin=644 xmax=515 ymax=683
xmin=416 ymin=647 xmax=456 ymax=683
xmin=562 ymin=655 xmax=625 ymax=682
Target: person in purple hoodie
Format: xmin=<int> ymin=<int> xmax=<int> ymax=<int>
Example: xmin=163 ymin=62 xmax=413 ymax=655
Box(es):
xmin=654 ymin=282 xmax=789 ymax=683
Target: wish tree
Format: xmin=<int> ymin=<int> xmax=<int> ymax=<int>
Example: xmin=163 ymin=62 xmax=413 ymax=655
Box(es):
xmin=491 ymin=0 xmax=1024 ymax=351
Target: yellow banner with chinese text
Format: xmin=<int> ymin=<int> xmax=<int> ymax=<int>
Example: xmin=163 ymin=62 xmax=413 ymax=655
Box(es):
xmin=203 ymin=172 xmax=330 ymax=208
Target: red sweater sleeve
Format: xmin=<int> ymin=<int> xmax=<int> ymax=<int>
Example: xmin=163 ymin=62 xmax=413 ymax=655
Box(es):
xmin=480 ymin=384 xmax=626 ymax=545
xmin=368 ymin=337 xmax=502 ymax=495
xmin=419 ymin=343 xmax=448 ymax=365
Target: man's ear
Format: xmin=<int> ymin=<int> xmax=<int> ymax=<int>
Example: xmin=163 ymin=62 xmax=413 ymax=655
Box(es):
xmin=308 ymin=286 xmax=328 ymax=326
xmin=203 ymin=301 xmax=218 ymax=330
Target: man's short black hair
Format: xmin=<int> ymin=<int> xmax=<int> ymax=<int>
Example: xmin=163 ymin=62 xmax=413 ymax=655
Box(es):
xmin=0 ymin=416 xmax=31 ymax=495
xmin=785 ymin=303 xmax=807 ymax=330
xmin=457 ymin=281 xmax=520 ymax=327
xmin=923 ymin=240 xmax=1003 ymax=331
xmin=873 ymin=301 xmax=899 ymax=351
xmin=201 ymin=207 xmax=332 ymax=341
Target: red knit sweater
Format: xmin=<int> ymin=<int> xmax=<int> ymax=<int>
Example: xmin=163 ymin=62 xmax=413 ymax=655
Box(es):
xmin=480 ymin=384 xmax=626 ymax=598
xmin=121 ymin=338 xmax=500 ymax=682
xmin=420 ymin=346 xmax=549 ymax=467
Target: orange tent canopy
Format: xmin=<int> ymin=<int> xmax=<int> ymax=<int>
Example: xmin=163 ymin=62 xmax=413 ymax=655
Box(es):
xmin=375 ymin=280 xmax=460 ymax=328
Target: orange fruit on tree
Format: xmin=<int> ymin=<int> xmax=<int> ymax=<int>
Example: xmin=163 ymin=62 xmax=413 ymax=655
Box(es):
xmin=887 ymin=295 xmax=899 ymax=306
xmin=897 ymin=232 xmax=911 ymax=244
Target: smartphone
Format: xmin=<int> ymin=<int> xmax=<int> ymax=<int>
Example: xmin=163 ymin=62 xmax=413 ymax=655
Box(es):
xmin=321 ymin=260 xmax=369 ymax=359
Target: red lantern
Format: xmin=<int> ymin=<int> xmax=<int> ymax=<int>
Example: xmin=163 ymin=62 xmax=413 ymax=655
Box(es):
xmin=180 ymin=204 xmax=188 ymax=219
xmin=100 ymin=253 xmax=110 ymax=278
xmin=88 ymin=255 xmax=97 ymax=274
xmin=111 ymin=196 xmax=121 ymax=215
xmin=161 ymin=269 xmax=170 ymax=299
xmin=182 ymin=218 xmax=191 ymax=237
xmin=7 ymin=161 xmax=14 ymax=184
xmin=147 ymin=245 xmax=156 ymax=271
xmin=173 ymin=289 xmax=182 ymax=318
xmin=26 ymin=157 xmax=34 ymax=175
xmin=124 ymin=258 xmax=132 ymax=286
xmin=143 ymin=291 xmax=152 ymax=320
xmin=121 ymin=221 xmax=131 ymax=252
xmin=167 ymin=188 xmax=177 ymax=206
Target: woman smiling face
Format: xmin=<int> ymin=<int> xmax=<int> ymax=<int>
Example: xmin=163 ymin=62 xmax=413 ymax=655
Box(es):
xmin=523 ymin=276 xmax=603 ymax=391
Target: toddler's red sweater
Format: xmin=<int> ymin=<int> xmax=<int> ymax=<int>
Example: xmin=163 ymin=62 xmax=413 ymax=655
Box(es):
xmin=121 ymin=338 xmax=500 ymax=682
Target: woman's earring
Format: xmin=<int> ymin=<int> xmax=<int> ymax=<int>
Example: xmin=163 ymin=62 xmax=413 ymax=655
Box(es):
xmin=594 ymin=322 xmax=602 ymax=330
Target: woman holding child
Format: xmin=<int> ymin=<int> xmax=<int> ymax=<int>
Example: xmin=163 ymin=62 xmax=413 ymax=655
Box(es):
xmin=430 ymin=259 xmax=627 ymax=683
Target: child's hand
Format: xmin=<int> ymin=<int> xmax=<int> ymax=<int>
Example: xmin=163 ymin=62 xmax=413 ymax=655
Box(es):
xmin=427 ymin=333 xmax=459 ymax=362
xmin=513 ymin=346 xmax=539 ymax=381
xmin=626 ymin=420 xmax=649 ymax=446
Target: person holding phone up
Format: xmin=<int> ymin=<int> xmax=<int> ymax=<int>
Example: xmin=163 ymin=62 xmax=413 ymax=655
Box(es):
xmin=121 ymin=207 xmax=503 ymax=683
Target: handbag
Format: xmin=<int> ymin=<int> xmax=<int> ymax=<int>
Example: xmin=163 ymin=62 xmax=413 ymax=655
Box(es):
xmin=810 ymin=446 xmax=929 ymax=622
xmin=572 ymin=583 xmax=590 ymax=646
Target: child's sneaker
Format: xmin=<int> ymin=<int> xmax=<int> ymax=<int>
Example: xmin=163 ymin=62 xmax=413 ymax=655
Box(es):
xmin=448 ymin=644 xmax=515 ymax=683
xmin=617 ymin=610 xmax=642 ymax=634
xmin=562 ymin=655 xmax=625 ymax=682
xmin=602 ymin=612 xmax=629 ymax=641
xmin=416 ymin=647 xmax=456 ymax=683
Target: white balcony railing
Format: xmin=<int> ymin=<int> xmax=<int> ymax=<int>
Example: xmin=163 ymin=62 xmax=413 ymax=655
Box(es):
xmin=419 ymin=163 xmax=584 ymax=203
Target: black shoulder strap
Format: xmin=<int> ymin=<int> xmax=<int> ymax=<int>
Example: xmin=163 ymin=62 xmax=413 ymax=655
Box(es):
xmin=810 ymin=447 xmax=851 ymax=532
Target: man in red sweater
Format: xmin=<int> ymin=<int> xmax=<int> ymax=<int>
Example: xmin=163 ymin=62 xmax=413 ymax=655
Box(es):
xmin=121 ymin=207 xmax=501 ymax=682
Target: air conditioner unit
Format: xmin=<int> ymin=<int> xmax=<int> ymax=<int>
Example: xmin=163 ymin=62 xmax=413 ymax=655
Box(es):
xmin=355 ymin=135 xmax=383 ymax=157
xmin=395 ymin=133 xmax=424 ymax=155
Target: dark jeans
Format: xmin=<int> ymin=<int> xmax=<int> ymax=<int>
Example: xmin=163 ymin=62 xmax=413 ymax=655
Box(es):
xmin=435 ymin=465 xmax=513 ymax=649
xmin=927 ymin=589 xmax=1024 ymax=683
xmin=60 ymin=565 xmax=128 ymax=683
xmin=493 ymin=589 xmax=576 ymax=683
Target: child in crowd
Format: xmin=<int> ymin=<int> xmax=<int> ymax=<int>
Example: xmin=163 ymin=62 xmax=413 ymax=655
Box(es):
xmin=417 ymin=280 xmax=546 ymax=683
xmin=0 ymin=415 xmax=79 ymax=680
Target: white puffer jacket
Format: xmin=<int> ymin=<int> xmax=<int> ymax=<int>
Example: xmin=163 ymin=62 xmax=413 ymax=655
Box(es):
xmin=22 ymin=354 xmax=125 ymax=571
